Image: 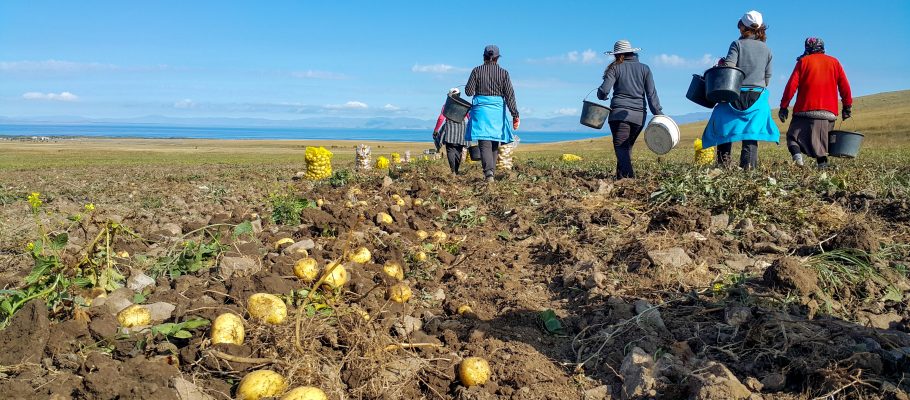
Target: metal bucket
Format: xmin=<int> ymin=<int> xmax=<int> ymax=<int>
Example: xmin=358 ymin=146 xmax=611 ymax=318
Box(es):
xmin=443 ymin=94 xmax=471 ymax=122
xmin=685 ymin=74 xmax=716 ymax=109
xmin=580 ymin=100 xmax=611 ymax=129
xmin=467 ymin=145 xmax=481 ymax=161
xmin=829 ymin=130 xmax=864 ymax=158
xmin=704 ymin=66 xmax=745 ymax=103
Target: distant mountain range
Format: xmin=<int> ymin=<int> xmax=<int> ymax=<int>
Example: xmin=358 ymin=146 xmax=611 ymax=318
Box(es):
xmin=0 ymin=112 xmax=712 ymax=132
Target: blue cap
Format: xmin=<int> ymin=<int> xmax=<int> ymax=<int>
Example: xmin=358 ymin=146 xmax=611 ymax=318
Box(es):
xmin=484 ymin=45 xmax=500 ymax=58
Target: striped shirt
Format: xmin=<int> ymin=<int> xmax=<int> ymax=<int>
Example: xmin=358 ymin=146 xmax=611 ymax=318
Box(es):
xmin=435 ymin=107 xmax=467 ymax=146
xmin=465 ymin=62 xmax=519 ymax=118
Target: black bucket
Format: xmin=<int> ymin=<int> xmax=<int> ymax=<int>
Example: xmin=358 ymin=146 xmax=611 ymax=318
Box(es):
xmin=443 ymin=94 xmax=471 ymax=122
xmin=580 ymin=100 xmax=611 ymax=129
xmin=685 ymin=74 xmax=716 ymax=109
xmin=467 ymin=145 xmax=481 ymax=161
xmin=829 ymin=130 xmax=864 ymax=158
xmin=704 ymin=66 xmax=745 ymax=103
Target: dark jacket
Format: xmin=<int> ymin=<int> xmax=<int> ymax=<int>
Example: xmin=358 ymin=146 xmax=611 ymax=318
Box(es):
xmin=597 ymin=55 xmax=662 ymax=125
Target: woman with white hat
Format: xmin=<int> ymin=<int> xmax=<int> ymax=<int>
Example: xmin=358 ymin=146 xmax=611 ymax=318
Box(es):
xmin=596 ymin=39 xmax=663 ymax=179
xmin=433 ymin=88 xmax=469 ymax=174
xmin=701 ymin=10 xmax=779 ymax=170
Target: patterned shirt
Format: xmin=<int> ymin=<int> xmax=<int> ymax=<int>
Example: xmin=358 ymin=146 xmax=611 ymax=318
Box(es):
xmin=465 ymin=62 xmax=519 ymax=118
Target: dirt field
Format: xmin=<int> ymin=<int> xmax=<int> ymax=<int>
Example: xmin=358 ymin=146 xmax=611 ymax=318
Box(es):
xmin=1 ymin=92 xmax=909 ymax=400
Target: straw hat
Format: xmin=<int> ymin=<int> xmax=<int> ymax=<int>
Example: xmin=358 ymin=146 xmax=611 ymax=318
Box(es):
xmin=606 ymin=40 xmax=641 ymax=55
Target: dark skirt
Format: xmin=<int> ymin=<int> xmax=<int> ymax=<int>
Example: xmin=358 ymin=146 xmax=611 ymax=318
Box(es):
xmin=786 ymin=116 xmax=834 ymax=158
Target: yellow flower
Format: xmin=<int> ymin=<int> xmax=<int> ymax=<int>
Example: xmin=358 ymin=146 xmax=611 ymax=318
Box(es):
xmin=84 ymin=203 xmax=96 ymax=212
xmin=712 ymin=282 xmax=724 ymax=293
xmin=26 ymin=242 xmax=35 ymax=251
xmin=27 ymin=192 xmax=42 ymax=211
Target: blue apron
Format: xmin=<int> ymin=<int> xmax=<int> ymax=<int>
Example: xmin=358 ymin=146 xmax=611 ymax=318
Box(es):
xmin=702 ymin=88 xmax=780 ymax=148
xmin=465 ymin=95 xmax=515 ymax=144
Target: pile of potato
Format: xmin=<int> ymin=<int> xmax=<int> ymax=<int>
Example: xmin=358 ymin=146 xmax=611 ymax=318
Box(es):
xmin=375 ymin=156 xmax=390 ymax=169
xmin=304 ymin=146 xmax=333 ymax=180
xmin=693 ymin=138 xmax=715 ymax=166
xmin=561 ymin=153 xmax=583 ymax=162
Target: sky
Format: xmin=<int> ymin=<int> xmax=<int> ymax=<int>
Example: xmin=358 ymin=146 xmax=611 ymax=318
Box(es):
xmin=1 ymin=0 xmax=908 ymax=122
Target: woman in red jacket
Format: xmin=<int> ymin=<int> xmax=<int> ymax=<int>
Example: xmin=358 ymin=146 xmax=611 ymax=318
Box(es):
xmin=779 ymin=37 xmax=853 ymax=168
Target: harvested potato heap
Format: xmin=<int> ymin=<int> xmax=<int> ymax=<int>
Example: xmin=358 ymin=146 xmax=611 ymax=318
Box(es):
xmin=403 ymin=150 xmax=411 ymax=163
xmin=694 ymin=138 xmax=715 ymax=166
xmin=391 ymin=152 xmax=402 ymax=164
xmin=497 ymin=139 xmax=518 ymax=170
xmin=561 ymin=153 xmax=583 ymax=162
xmin=304 ymin=146 xmax=333 ymax=180
xmin=355 ymin=144 xmax=372 ymax=171
xmin=375 ymin=156 xmax=390 ymax=169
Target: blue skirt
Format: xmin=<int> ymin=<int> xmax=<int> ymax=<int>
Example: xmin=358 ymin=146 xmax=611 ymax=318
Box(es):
xmin=702 ymin=88 xmax=780 ymax=148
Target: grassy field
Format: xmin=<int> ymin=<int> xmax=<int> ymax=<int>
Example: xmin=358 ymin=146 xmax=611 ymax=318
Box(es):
xmin=1 ymin=89 xmax=907 ymax=171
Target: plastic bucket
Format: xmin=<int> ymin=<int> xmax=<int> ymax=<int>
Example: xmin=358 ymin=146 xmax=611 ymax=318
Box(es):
xmin=468 ymin=145 xmax=482 ymax=161
xmin=685 ymin=74 xmax=716 ymax=109
xmin=644 ymin=115 xmax=680 ymax=155
xmin=443 ymin=94 xmax=471 ymax=122
xmin=828 ymin=130 xmax=864 ymax=158
xmin=580 ymin=100 xmax=611 ymax=129
xmin=704 ymin=66 xmax=745 ymax=103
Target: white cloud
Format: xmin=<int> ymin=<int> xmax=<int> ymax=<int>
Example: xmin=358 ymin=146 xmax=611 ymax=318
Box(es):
xmin=326 ymin=101 xmax=368 ymax=110
xmin=1 ymin=60 xmax=118 ymax=72
xmin=174 ymin=99 xmax=195 ymax=109
xmin=527 ymin=49 xmax=603 ymax=65
xmin=653 ymin=54 xmax=716 ymax=68
xmin=290 ymin=70 xmax=348 ymax=80
xmin=555 ymin=108 xmax=579 ymax=116
xmin=382 ymin=104 xmax=401 ymax=111
xmin=411 ymin=64 xmax=468 ymax=74
xmin=22 ymin=91 xmax=79 ymax=101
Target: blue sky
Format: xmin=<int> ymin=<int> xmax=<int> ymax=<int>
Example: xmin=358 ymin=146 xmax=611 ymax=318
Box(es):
xmin=1 ymin=0 xmax=908 ymax=122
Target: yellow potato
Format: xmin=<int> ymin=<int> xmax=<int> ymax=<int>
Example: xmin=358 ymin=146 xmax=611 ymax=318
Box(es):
xmin=247 ymin=293 xmax=287 ymax=324
xmin=316 ymin=199 xmax=325 ymax=207
xmin=432 ymin=231 xmax=448 ymax=243
xmin=211 ymin=313 xmax=245 ymax=345
xmin=415 ymin=230 xmax=429 ymax=241
xmin=387 ymin=283 xmax=412 ymax=303
xmin=323 ymin=262 xmax=349 ymax=289
xmin=352 ymin=306 xmax=371 ymax=321
xmin=414 ymin=251 xmax=428 ymax=263
xmin=281 ymin=386 xmax=328 ymax=400
xmin=376 ymin=212 xmax=393 ymax=225
xmin=459 ymin=357 xmax=491 ymax=387
xmin=395 ymin=198 xmax=405 ymax=206
xmin=273 ymin=238 xmax=295 ymax=250
xmin=237 ymin=370 xmax=287 ymax=400
xmin=293 ymin=258 xmax=320 ymax=282
xmin=382 ymin=261 xmax=404 ymax=281
xmin=413 ymin=198 xmax=424 ymax=207
xmin=117 ymin=304 xmax=151 ymax=328
xmin=117 ymin=250 xmax=130 ymax=258
xmin=457 ymin=305 xmax=473 ymax=315
xmin=349 ymin=247 xmax=372 ymax=264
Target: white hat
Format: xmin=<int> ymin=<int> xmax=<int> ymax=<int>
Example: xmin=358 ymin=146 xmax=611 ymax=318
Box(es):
xmin=740 ymin=10 xmax=763 ymax=28
xmin=449 ymin=87 xmax=460 ymax=95
xmin=606 ymin=40 xmax=641 ymax=55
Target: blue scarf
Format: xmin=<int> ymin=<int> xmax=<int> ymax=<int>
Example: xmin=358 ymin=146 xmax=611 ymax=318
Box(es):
xmin=465 ymin=95 xmax=515 ymax=143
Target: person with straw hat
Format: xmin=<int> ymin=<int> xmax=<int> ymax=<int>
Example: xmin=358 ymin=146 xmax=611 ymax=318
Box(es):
xmin=779 ymin=37 xmax=853 ymax=168
xmin=595 ymin=39 xmax=663 ymax=179
xmin=433 ymin=88 xmax=469 ymax=174
xmin=701 ymin=10 xmax=779 ymax=170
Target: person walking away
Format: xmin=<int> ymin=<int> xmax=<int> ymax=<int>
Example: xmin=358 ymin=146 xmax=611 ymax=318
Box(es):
xmin=596 ymin=40 xmax=663 ymax=179
xmin=779 ymin=37 xmax=853 ymax=168
xmin=701 ymin=10 xmax=780 ymax=170
xmin=434 ymin=88 xmax=469 ymax=174
xmin=465 ymin=45 xmax=519 ymax=182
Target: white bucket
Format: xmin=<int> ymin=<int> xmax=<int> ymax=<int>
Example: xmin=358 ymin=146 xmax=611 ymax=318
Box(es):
xmin=644 ymin=115 xmax=680 ymax=155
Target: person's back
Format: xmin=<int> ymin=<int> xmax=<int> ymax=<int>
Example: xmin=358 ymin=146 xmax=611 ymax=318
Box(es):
xmin=790 ymin=53 xmax=849 ymax=113
xmin=608 ymin=57 xmax=656 ymax=114
xmin=725 ymin=37 xmax=772 ymax=88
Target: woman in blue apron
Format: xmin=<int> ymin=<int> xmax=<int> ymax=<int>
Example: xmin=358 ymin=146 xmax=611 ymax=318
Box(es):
xmin=464 ymin=45 xmax=519 ymax=183
xmin=702 ymin=10 xmax=779 ymax=170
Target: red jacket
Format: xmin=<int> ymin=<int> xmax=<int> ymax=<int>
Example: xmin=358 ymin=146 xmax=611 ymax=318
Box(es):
xmin=780 ymin=53 xmax=852 ymax=115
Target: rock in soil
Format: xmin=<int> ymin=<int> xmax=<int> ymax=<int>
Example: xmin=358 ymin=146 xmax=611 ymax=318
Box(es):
xmin=0 ymin=299 xmax=50 ymax=365
xmin=691 ymin=361 xmax=751 ymax=400
xmin=173 ymin=377 xmax=215 ymax=400
xmin=619 ymin=347 xmax=656 ymax=399
xmin=218 ymin=256 xmax=260 ymax=280
xmin=127 ymin=269 xmax=156 ymax=292
xmin=762 ymin=256 xmax=819 ymax=297
xmin=647 ymin=247 xmax=692 ymax=269
xmin=760 ymin=373 xmax=786 ymax=392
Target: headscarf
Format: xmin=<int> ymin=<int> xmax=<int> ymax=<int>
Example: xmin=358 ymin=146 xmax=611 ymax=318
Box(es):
xmin=799 ymin=37 xmax=825 ymax=60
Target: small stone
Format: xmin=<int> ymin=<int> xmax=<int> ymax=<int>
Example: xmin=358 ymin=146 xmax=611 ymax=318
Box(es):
xmin=597 ymin=180 xmax=614 ymax=195
xmin=760 ymin=373 xmax=786 ymax=392
xmin=736 ymin=218 xmax=754 ymax=232
xmin=283 ymin=239 xmax=315 ymax=255
xmin=127 ymin=269 xmax=156 ymax=292
xmin=144 ymin=302 xmax=176 ymax=322
xmin=382 ymin=176 xmax=393 ymax=188
xmin=710 ymin=214 xmax=730 ymax=232
xmin=686 ymin=232 xmax=708 ymax=241
xmin=393 ymin=316 xmax=422 ymax=336
xmin=724 ymin=306 xmax=752 ymax=327
xmin=744 ymin=377 xmax=763 ymax=392
xmin=634 ymin=300 xmax=670 ymax=338
xmin=173 ymin=377 xmax=216 ymax=400
xmin=647 ymin=247 xmax=692 ymax=269
xmin=101 ymin=287 xmax=135 ymax=315
xmin=429 ymin=288 xmax=446 ymax=302
xmin=218 ymin=256 xmax=260 ymax=280
xmin=584 ymin=385 xmax=611 ymax=400
xmin=452 ymin=269 xmax=468 ymax=282
xmin=158 ymin=223 xmax=183 ymax=237
xmin=587 ymin=271 xmax=608 ymax=289
xmin=250 ymin=219 xmax=263 ymax=235
xmin=619 ymin=347 xmax=655 ymax=400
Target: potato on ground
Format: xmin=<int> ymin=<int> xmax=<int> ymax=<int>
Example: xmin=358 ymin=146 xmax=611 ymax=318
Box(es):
xmin=247 ymin=293 xmax=288 ymax=324
xmin=237 ymin=369 xmax=287 ymax=400
xmin=211 ymin=313 xmax=245 ymax=345
xmin=459 ymin=357 xmax=491 ymax=387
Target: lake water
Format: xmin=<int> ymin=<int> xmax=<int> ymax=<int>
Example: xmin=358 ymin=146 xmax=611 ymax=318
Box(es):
xmin=0 ymin=124 xmax=607 ymax=144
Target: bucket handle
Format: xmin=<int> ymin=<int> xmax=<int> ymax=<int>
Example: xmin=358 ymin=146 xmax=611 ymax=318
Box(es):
xmin=449 ymin=84 xmax=472 ymax=100
xmin=583 ymin=87 xmax=608 ymax=102
xmin=836 ymin=116 xmax=854 ymax=131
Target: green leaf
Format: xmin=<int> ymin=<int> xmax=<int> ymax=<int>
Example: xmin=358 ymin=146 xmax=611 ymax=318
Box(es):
xmin=173 ymin=330 xmax=193 ymax=339
xmin=50 ymin=232 xmax=69 ymax=250
xmin=539 ymin=309 xmax=565 ymax=334
xmin=179 ymin=318 xmax=210 ymax=330
xmin=132 ymin=293 xmax=147 ymax=304
xmin=233 ymin=221 xmax=253 ymax=238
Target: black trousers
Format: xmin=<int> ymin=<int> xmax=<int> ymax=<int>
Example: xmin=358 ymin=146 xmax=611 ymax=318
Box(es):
xmin=478 ymin=140 xmax=500 ymax=178
xmin=445 ymin=143 xmax=464 ymax=173
xmin=609 ymin=120 xmax=643 ymax=179
xmin=717 ymin=141 xmax=759 ymax=170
